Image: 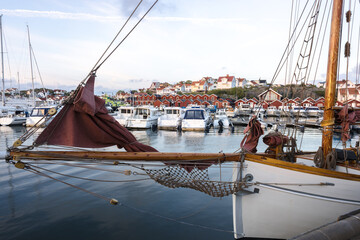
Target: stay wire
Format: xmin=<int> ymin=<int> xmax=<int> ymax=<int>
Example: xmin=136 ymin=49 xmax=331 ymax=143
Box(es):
xmin=22 ymin=162 xmax=234 ymax=235
xmin=309 ymin=0 xmax=330 ymax=85
xmin=270 ymin=0 xmax=312 ymax=85
xmin=27 ymin=163 xmax=151 ymax=183
xmin=312 ymin=0 xmax=332 ymax=84
xmin=89 ymin=0 xmax=144 ymax=74
xmin=93 ymin=0 xmax=158 ymax=73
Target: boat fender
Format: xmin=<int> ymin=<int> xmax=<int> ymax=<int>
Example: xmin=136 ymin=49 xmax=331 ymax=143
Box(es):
xmin=110 ymin=198 xmax=119 ymax=205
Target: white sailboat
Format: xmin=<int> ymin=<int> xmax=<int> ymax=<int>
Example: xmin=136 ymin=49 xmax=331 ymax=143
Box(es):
xmin=232 ymin=1 xmax=360 ymax=239
xmin=0 ymin=15 xmax=28 ymax=126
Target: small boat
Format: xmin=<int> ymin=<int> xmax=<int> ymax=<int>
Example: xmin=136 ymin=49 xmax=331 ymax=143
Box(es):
xmin=290 ymin=106 xmax=307 ymax=118
xmin=114 ymin=106 xmax=134 ymax=127
xmin=236 ymin=104 xmax=252 ymax=116
xmin=266 ymin=106 xmax=280 ymax=117
xmin=251 ymin=106 xmax=266 ymax=115
xmin=213 ymin=109 xmax=232 ymax=129
xmin=157 ymin=107 xmax=183 ymax=130
xmin=278 ymin=105 xmax=292 ymax=117
xmin=0 ymin=110 xmax=27 ymax=126
xmin=26 ymin=106 xmax=56 ymax=127
xmin=126 ymin=106 xmax=160 ymax=129
xmin=181 ymin=107 xmax=212 ymax=131
xmin=225 ymin=106 xmax=235 ymax=117
xmin=305 ymin=106 xmax=322 ymax=117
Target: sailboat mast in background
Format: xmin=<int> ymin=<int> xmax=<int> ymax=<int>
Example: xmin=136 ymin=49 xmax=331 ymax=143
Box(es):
xmin=27 ymin=25 xmax=35 ymax=107
xmin=0 ymin=14 xmax=5 ymax=107
xmin=321 ymin=0 xmax=343 ymax=158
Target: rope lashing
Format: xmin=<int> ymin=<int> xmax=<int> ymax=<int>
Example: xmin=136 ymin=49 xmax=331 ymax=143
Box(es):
xmin=345 ymin=42 xmax=351 ymax=57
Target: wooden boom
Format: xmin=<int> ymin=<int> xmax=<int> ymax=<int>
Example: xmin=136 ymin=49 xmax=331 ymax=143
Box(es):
xmin=10 ymin=150 xmax=242 ymax=162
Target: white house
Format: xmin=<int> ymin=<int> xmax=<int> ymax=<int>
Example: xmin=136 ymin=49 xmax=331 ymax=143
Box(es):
xmin=217 ymin=75 xmax=236 ymax=89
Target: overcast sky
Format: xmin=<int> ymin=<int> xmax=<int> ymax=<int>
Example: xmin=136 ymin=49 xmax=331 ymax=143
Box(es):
xmin=0 ymin=0 xmax=359 ymax=94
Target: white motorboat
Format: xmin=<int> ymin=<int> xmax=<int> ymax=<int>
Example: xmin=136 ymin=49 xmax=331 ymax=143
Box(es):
xmin=266 ymin=106 xmax=280 ymax=117
xmin=251 ymin=106 xmax=266 ymax=115
xmin=0 ymin=109 xmax=27 ymax=126
xmin=114 ymin=106 xmax=134 ymax=127
xmin=181 ymin=107 xmax=212 ymax=131
xmin=213 ymin=109 xmax=232 ymax=129
xmin=26 ymin=106 xmax=56 ymax=127
xmin=126 ymin=106 xmax=160 ymax=129
xmin=236 ymin=104 xmax=252 ymax=116
xmin=157 ymin=107 xmax=183 ymax=130
xmin=305 ymin=106 xmax=322 ymax=117
xmin=225 ymin=106 xmax=235 ymax=117
xmin=290 ymin=106 xmax=307 ymax=118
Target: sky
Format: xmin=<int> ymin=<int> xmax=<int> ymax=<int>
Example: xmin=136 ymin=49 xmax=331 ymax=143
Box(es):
xmin=0 ymin=0 xmax=359 ymax=94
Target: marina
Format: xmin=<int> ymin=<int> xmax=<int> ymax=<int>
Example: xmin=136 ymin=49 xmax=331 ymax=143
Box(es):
xmin=1 ymin=0 xmax=360 ymax=239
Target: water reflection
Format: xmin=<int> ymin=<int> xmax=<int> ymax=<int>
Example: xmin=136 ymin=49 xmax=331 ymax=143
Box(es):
xmin=1 ymin=125 xmax=360 ymax=240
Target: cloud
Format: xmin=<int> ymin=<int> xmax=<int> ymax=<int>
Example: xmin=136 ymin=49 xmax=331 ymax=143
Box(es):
xmin=0 ymin=9 xmax=246 ymax=24
xmin=129 ymin=78 xmax=150 ymax=83
xmin=0 ymin=9 xmax=123 ymax=22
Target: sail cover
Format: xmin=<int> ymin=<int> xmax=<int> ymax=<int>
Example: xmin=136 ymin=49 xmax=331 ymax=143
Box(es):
xmin=35 ymin=75 xmax=158 ymax=152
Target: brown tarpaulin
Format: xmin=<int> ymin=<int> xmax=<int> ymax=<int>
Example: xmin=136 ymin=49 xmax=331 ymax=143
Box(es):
xmin=240 ymin=116 xmax=264 ymax=153
xmin=337 ymin=104 xmax=358 ymax=143
xmin=35 ymin=75 xmax=158 ymax=152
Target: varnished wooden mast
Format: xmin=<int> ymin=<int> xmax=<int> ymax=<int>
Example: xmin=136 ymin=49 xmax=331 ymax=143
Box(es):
xmin=322 ymin=0 xmax=343 ymax=158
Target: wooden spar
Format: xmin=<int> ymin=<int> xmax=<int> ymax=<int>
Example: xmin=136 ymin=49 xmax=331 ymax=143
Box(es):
xmin=9 ymin=151 xmax=241 ymax=162
xmin=322 ymin=0 xmax=343 ymax=158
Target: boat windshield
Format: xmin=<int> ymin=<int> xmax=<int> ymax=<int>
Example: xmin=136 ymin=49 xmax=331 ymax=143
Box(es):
xmin=184 ymin=110 xmax=204 ymax=120
xmin=120 ymin=109 xmax=132 ymax=114
xmin=166 ymin=109 xmax=178 ymax=115
xmin=31 ymin=108 xmax=48 ymax=116
xmin=135 ymin=109 xmax=149 ymax=115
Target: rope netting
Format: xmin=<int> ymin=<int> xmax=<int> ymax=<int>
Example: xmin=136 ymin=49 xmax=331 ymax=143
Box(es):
xmin=143 ymin=165 xmax=242 ymax=198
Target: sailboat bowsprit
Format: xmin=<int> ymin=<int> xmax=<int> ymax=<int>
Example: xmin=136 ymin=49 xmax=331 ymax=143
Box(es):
xmin=4 ymin=0 xmax=360 ymax=239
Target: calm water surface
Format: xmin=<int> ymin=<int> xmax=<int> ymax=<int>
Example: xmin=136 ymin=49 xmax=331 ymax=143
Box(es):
xmin=0 ymin=125 xmax=358 ymax=240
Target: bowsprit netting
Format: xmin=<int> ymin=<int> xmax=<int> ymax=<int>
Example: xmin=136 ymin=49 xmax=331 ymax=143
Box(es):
xmin=143 ymin=165 xmax=242 ymax=197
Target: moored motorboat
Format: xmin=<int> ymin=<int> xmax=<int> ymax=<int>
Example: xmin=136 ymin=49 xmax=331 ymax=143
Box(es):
xmin=266 ymin=106 xmax=280 ymax=117
xmin=181 ymin=107 xmax=212 ymax=131
xmin=0 ymin=111 xmax=27 ymax=126
xmin=157 ymin=107 xmax=183 ymax=130
xmin=213 ymin=108 xmax=232 ymax=129
xmin=126 ymin=106 xmax=160 ymax=129
xmin=305 ymin=106 xmax=322 ymax=117
xmin=26 ymin=106 xmax=56 ymax=127
xmin=114 ymin=106 xmax=134 ymax=127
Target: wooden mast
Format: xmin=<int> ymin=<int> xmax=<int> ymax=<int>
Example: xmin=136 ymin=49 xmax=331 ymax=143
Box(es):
xmin=322 ymin=0 xmax=343 ymax=158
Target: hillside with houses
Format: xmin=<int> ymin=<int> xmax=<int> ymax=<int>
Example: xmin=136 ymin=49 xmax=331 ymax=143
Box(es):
xmin=3 ymin=75 xmax=359 ymax=110
xmin=115 ymin=75 xmax=359 ymax=110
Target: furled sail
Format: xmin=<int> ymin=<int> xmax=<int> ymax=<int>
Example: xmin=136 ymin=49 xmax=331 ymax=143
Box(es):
xmin=35 ymin=74 xmax=157 ymax=152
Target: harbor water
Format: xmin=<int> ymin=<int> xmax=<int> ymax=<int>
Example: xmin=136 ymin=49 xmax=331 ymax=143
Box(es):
xmin=1 ymin=125 xmax=359 ymax=240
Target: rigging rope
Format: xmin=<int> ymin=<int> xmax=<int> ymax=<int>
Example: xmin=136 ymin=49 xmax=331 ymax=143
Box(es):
xmin=92 ymin=0 xmax=158 ymax=73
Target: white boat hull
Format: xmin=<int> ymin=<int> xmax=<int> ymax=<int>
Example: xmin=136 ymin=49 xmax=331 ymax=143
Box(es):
xmin=26 ymin=116 xmax=48 ymax=127
xmin=127 ymin=118 xmax=158 ymax=129
xmin=213 ymin=118 xmax=230 ymax=129
xmin=158 ymin=118 xmax=181 ymax=130
xmin=182 ymin=119 xmax=208 ymax=131
xmin=233 ymin=160 xmax=360 ymax=239
xmin=0 ymin=116 xmax=27 ymax=126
